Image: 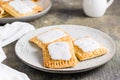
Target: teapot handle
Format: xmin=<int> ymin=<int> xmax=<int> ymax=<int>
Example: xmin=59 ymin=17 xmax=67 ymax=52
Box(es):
xmin=107 ymin=0 xmax=114 ymax=8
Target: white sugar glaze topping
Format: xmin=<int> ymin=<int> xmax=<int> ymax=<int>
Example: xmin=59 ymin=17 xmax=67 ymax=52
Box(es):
xmin=48 ymin=42 xmax=71 ymax=60
xmin=9 ymin=0 xmax=33 ymax=14
xmin=23 ymin=0 xmax=37 ymax=8
xmin=38 ymin=29 xmax=67 ymax=43
xmin=74 ymin=37 xmax=100 ymax=52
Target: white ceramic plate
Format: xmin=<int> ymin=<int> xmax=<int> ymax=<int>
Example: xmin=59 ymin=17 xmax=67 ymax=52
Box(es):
xmin=15 ymin=25 xmax=116 ymax=73
xmin=0 ymin=0 xmax=52 ymax=24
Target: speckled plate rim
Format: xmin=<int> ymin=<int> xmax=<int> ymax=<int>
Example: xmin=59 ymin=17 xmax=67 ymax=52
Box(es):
xmin=0 ymin=0 xmax=52 ymax=23
xmin=15 ymin=25 xmax=116 ymax=73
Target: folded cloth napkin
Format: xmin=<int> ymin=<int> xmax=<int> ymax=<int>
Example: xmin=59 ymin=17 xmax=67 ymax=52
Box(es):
xmin=0 ymin=64 xmax=30 ymax=80
xmin=0 ymin=21 xmax=35 ymax=47
xmin=0 ymin=41 xmax=6 ymax=63
xmin=0 ymin=21 xmax=35 ymax=80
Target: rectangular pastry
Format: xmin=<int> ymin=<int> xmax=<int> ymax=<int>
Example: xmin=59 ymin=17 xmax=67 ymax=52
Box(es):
xmin=30 ymin=28 xmax=78 ymax=69
xmin=0 ymin=0 xmax=36 ymax=18
xmin=74 ymin=37 xmax=107 ymax=61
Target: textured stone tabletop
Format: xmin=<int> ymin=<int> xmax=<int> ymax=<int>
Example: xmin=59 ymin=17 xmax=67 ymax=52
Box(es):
xmin=2 ymin=0 xmax=120 ymax=80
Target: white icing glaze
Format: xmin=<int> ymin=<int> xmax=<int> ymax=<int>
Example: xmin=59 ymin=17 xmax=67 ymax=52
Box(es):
xmin=38 ymin=29 xmax=67 ymax=43
xmin=9 ymin=0 xmax=32 ymax=14
xmin=74 ymin=37 xmax=100 ymax=52
xmin=23 ymin=0 xmax=37 ymax=8
xmin=48 ymin=42 xmax=71 ymax=60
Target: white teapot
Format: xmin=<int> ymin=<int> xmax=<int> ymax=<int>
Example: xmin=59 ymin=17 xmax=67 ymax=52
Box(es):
xmin=83 ymin=0 xmax=114 ymax=17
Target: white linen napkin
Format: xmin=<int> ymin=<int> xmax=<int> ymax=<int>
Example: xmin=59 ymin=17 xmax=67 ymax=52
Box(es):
xmin=0 ymin=41 xmax=6 ymax=63
xmin=0 ymin=21 xmax=35 ymax=47
xmin=0 ymin=21 xmax=35 ymax=80
xmin=0 ymin=64 xmax=30 ymax=80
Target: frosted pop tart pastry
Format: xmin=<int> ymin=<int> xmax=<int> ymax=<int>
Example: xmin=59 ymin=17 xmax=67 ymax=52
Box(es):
xmin=0 ymin=0 xmax=36 ymax=17
xmin=30 ymin=28 xmax=78 ymax=69
xmin=74 ymin=37 xmax=108 ymax=61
